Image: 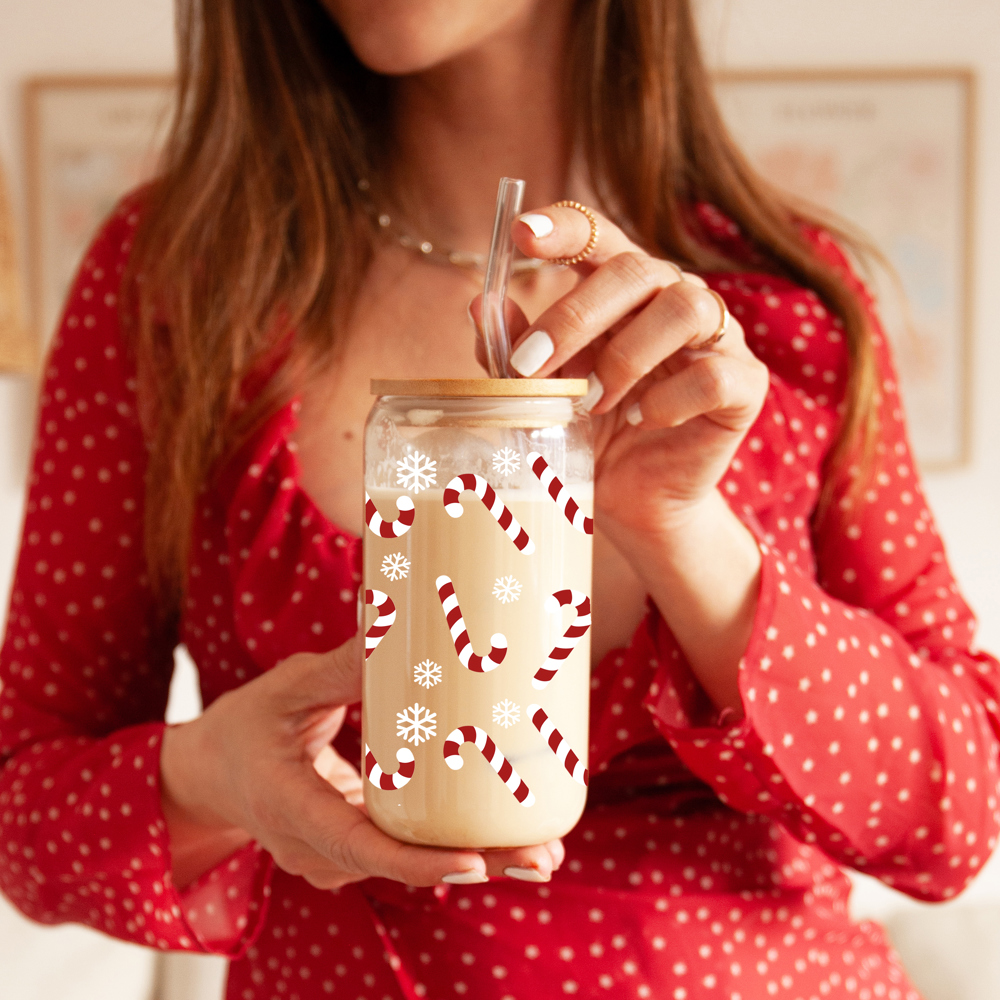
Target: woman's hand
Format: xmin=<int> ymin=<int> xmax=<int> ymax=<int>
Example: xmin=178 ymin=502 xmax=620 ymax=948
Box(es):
xmin=160 ymin=634 xmax=563 ymax=890
xmin=485 ymin=205 xmax=769 ymax=539
xmin=471 ymin=205 xmax=770 ymax=713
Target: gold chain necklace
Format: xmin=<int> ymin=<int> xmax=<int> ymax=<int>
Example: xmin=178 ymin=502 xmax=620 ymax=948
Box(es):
xmin=357 ymin=178 xmax=562 ymax=277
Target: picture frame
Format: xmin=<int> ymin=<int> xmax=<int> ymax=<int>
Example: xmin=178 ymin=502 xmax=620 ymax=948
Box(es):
xmin=23 ymin=75 xmax=175 ymax=349
xmin=0 ymin=159 xmax=34 ymax=373
xmin=714 ymin=68 xmax=976 ymax=470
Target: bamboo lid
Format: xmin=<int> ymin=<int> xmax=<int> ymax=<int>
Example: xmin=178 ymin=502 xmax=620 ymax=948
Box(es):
xmin=371 ymin=378 xmax=589 ymax=397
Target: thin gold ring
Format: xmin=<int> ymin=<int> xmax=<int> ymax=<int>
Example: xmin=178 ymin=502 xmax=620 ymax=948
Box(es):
xmin=703 ymin=289 xmax=730 ymax=347
xmin=551 ymin=200 xmax=599 ymax=265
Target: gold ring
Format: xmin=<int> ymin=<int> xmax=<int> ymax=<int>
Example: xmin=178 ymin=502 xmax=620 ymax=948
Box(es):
xmin=551 ymin=200 xmax=599 ymax=265
xmin=703 ymin=289 xmax=730 ymax=347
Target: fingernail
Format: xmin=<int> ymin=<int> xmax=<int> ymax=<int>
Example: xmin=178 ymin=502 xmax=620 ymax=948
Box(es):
xmin=503 ymin=866 xmax=550 ymax=883
xmin=466 ymin=300 xmax=478 ymax=330
xmin=625 ymin=403 xmax=643 ymax=426
xmin=442 ymin=870 xmax=489 ymax=885
xmin=518 ymin=213 xmax=554 ymax=238
xmin=510 ymin=330 xmax=554 ymax=376
xmin=580 ymin=372 xmax=604 ymax=412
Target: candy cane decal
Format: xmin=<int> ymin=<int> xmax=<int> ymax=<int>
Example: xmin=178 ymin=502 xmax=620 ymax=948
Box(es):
xmin=443 ymin=725 xmax=535 ymax=807
xmin=364 ymin=744 xmax=415 ymax=790
xmin=364 ymin=589 xmax=396 ymax=660
xmin=527 ymin=705 xmax=589 ymax=786
xmin=435 ymin=575 xmax=507 ymax=672
xmin=533 ymin=589 xmax=592 ymax=690
xmin=442 ymin=474 xmax=535 ymax=554
xmin=526 ymin=452 xmax=593 ymax=535
xmin=364 ymin=491 xmax=415 ymax=538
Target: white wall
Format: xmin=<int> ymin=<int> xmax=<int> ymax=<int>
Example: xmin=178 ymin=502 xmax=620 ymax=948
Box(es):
xmin=0 ymin=1 xmax=998 ymax=998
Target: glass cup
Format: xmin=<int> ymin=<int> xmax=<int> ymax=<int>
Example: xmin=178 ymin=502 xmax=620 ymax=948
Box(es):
xmin=361 ymin=378 xmax=594 ymax=848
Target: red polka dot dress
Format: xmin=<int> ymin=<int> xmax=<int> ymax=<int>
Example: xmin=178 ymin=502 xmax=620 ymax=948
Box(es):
xmin=2 ymin=199 xmax=998 ymax=1000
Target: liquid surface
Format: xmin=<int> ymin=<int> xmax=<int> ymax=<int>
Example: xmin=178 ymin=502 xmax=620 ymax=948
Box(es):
xmin=362 ymin=485 xmax=593 ymax=848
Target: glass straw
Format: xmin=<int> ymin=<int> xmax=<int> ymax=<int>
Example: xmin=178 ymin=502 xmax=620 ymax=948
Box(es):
xmin=481 ymin=177 xmax=526 ymax=379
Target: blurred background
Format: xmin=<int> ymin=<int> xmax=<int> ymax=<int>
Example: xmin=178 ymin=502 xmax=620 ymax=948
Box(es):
xmin=0 ymin=1 xmax=998 ymax=998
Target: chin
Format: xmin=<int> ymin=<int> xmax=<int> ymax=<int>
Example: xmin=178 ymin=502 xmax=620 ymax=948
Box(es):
xmin=320 ymin=0 xmax=535 ymax=75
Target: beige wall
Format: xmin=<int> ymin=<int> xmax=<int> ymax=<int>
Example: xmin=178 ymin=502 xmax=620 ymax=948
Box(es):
xmin=0 ymin=1 xmax=998 ymax=998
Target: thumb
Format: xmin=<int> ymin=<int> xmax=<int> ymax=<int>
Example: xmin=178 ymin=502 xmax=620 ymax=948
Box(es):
xmin=278 ymin=633 xmax=364 ymax=712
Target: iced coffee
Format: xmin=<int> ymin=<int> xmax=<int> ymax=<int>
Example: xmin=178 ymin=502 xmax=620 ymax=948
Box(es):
xmin=361 ymin=379 xmax=593 ymax=849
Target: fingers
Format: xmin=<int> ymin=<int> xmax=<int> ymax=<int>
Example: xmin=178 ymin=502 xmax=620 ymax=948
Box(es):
xmin=263 ymin=767 xmax=488 ymax=887
xmin=508 ymin=253 xmax=688 ymax=377
xmin=587 ymin=281 xmax=738 ymax=413
xmin=313 ymin=790 xmax=489 ymax=887
xmin=625 ymin=351 xmax=769 ymax=432
xmin=482 ymin=839 xmax=565 ymax=882
xmin=513 ymin=204 xmax=639 ymax=270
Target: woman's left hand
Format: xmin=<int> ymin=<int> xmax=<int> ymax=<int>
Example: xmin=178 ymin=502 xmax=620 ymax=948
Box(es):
xmin=474 ymin=204 xmax=770 ymax=542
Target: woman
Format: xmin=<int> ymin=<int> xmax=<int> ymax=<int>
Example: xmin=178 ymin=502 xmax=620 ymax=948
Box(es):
xmin=1 ymin=1 xmax=997 ymax=998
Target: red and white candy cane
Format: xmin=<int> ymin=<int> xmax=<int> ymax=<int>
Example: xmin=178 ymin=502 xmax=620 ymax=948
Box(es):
xmin=364 ymin=744 xmax=415 ymax=790
xmin=442 ymin=473 xmax=535 ymax=554
xmin=435 ymin=575 xmax=507 ymax=672
xmin=526 ymin=452 xmax=593 ymax=535
xmin=364 ymin=491 xmax=415 ymax=538
xmin=364 ymin=589 xmax=396 ymax=659
xmin=532 ymin=589 xmax=591 ymax=690
xmin=526 ymin=704 xmax=589 ymax=787
xmin=442 ymin=725 xmax=534 ymax=807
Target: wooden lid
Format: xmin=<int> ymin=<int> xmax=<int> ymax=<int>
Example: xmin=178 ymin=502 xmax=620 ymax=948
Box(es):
xmin=370 ymin=378 xmax=589 ymax=397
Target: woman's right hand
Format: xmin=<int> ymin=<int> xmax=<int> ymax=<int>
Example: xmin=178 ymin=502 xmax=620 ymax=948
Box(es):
xmin=160 ymin=634 xmax=564 ymax=890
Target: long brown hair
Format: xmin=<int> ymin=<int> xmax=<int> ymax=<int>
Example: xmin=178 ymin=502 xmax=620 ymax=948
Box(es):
xmin=126 ymin=0 xmax=877 ymax=609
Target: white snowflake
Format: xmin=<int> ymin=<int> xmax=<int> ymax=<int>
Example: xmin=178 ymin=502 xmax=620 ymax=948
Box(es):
xmin=492 ymin=699 xmax=520 ymax=729
xmin=492 ymin=575 xmax=522 ymax=604
xmin=492 ymin=447 xmax=521 ymax=477
xmin=396 ymin=451 xmax=437 ymax=493
xmin=396 ymin=703 xmax=437 ymax=745
xmin=413 ymin=659 xmax=442 ymax=689
xmin=381 ymin=552 xmax=410 ymax=582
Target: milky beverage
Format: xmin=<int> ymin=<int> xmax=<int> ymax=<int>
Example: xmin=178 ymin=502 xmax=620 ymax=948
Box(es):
xmin=362 ymin=483 xmax=593 ymax=848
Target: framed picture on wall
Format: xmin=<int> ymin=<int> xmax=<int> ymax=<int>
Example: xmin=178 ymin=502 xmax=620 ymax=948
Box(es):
xmin=714 ymin=68 xmax=975 ymax=470
xmin=0 ymin=159 xmax=34 ymax=372
xmin=24 ymin=75 xmax=175 ymax=348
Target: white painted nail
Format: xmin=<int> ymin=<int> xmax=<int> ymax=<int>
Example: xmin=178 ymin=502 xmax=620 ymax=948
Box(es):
xmin=503 ymin=866 xmax=550 ymax=883
xmin=625 ymin=403 xmax=643 ymax=426
xmin=510 ymin=329 xmax=555 ymax=376
xmin=580 ymin=372 xmax=604 ymax=412
xmin=518 ymin=213 xmax=554 ymax=238
xmin=442 ymin=870 xmax=489 ymax=885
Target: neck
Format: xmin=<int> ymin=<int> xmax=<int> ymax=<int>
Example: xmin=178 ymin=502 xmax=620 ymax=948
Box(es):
xmin=386 ymin=3 xmax=575 ymax=253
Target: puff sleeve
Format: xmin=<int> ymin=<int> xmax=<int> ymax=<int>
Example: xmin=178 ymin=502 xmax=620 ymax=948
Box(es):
xmin=642 ymin=255 xmax=1000 ymax=902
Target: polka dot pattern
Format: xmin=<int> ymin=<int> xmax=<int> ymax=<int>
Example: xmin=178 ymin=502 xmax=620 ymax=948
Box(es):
xmin=1 ymin=199 xmax=995 ymax=999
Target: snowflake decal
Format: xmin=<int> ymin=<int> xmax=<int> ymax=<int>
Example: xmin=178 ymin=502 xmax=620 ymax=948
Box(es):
xmin=396 ymin=451 xmax=437 ymax=493
xmin=397 ymin=703 xmax=437 ymax=745
xmin=492 ymin=575 xmax=522 ymax=604
xmin=381 ymin=552 xmax=411 ymax=582
xmin=413 ymin=659 xmax=442 ymax=689
xmin=492 ymin=699 xmax=520 ymax=729
xmin=492 ymin=447 xmax=521 ymax=477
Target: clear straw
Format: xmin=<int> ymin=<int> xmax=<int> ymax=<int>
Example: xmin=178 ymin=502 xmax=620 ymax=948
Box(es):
xmin=481 ymin=177 xmax=526 ymax=379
